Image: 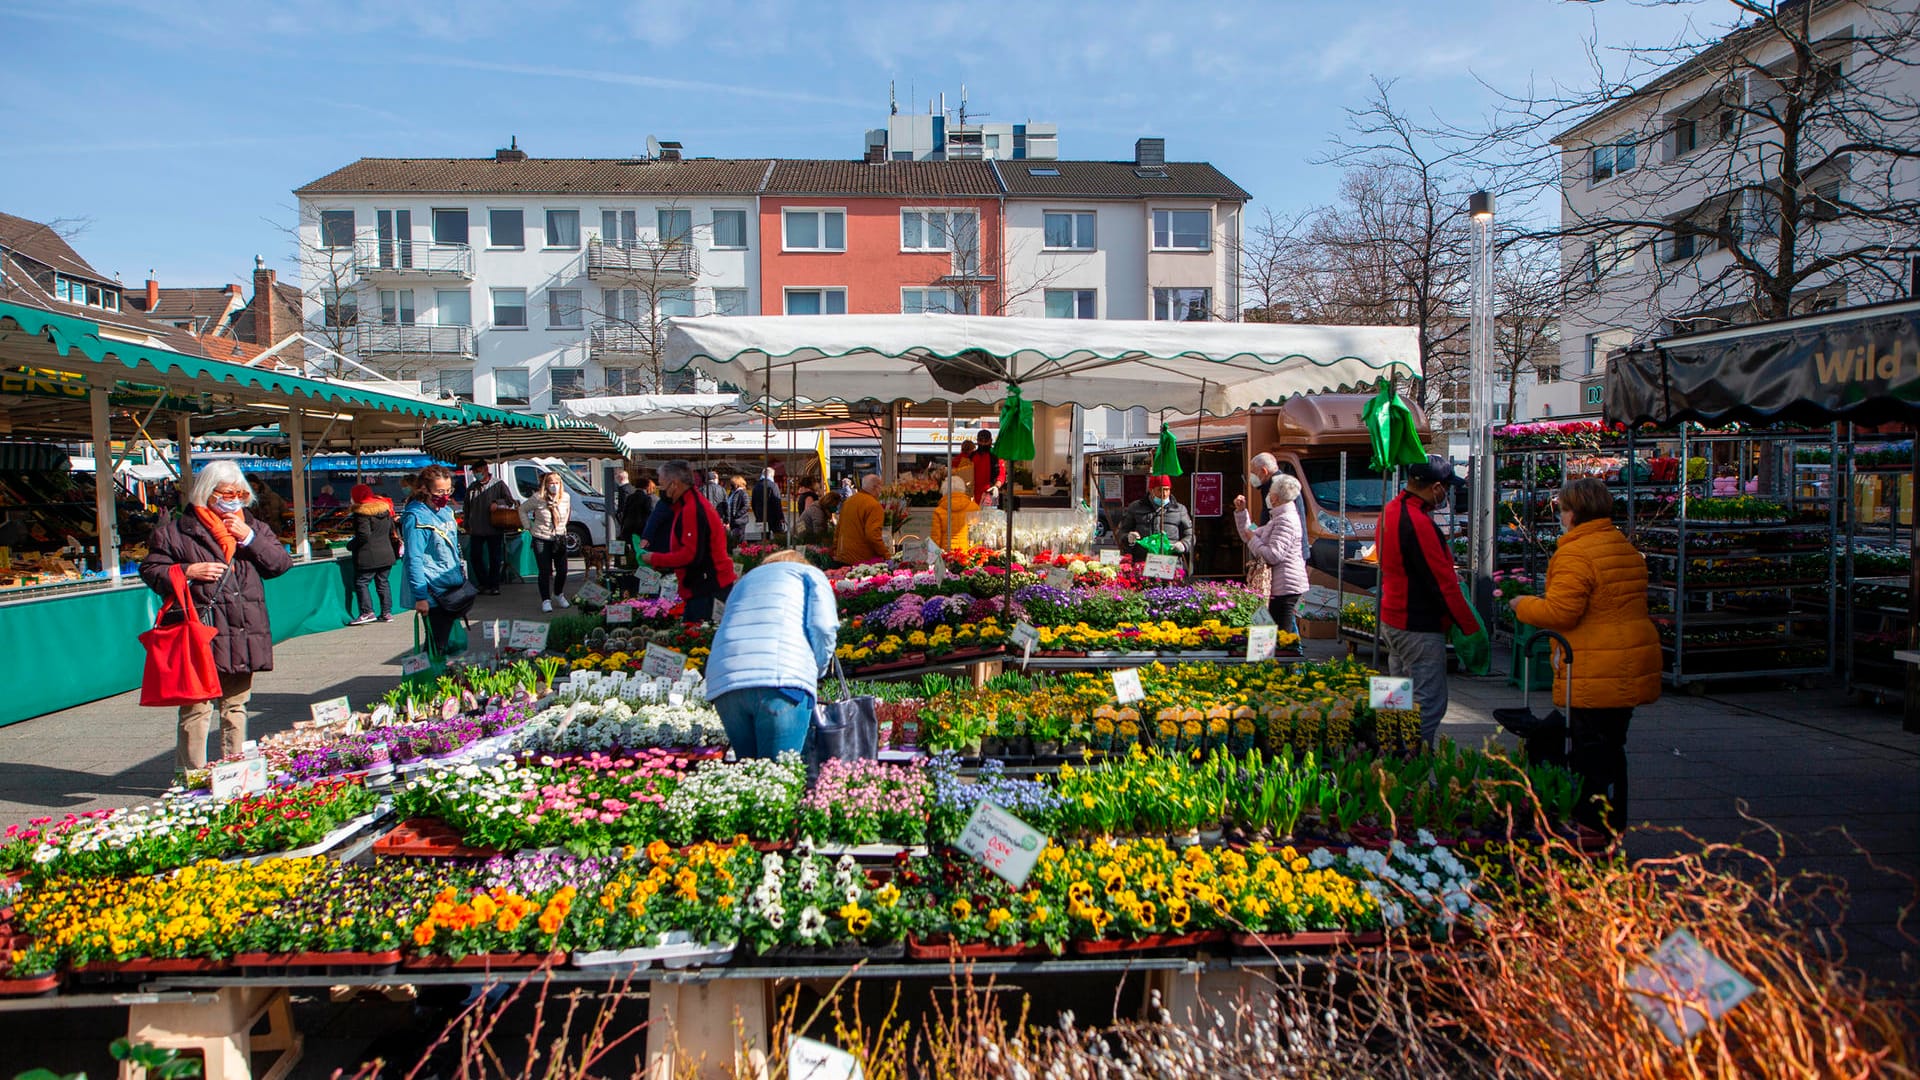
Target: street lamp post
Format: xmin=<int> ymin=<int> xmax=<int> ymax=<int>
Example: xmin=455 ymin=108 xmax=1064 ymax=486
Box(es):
xmin=1468 ymin=190 xmax=1497 ymax=628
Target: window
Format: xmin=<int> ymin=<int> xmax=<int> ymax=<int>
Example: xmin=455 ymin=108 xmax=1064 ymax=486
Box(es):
xmin=1044 ymin=289 xmax=1097 ymax=319
xmin=785 ymin=288 xmax=847 ymax=315
xmin=1536 ymin=362 xmax=1561 ymax=385
xmin=1153 ymin=287 xmax=1211 ymax=322
xmin=902 ymin=288 xmax=971 ymax=314
xmin=711 ymin=210 xmax=748 ymax=249
xmin=1809 ymin=179 xmax=1843 ymax=222
xmin=1028 ymin=167 xmax=1060 ymax=177
xmin=1663 ymin=226 xmax=1700 ymax=263
xmin=435 ymin=289 xmax=470 ymax=326
xmin=488 ymin=208 xmax=524 ymax=249
xmin=1583 ymin=334 xmax=1600 ymax=376
xmin=551 ymin=368 xmax=585 ymax=401
xmin=602 ymin=209 xmax=637 ymax=244
xmin=784 ymin=209 xmax=846 ymax=251
xmin=378 ymin=289 xmax=415 ymax=325
xmin=1151 ymin=209 xmax=1210 ymax=251
xmin=491 ymin=288 xmax=527 ymax=329
xmin=1493 ymin=403 xmax=1508 ymax=423
xmin=657 ymin=289 xmax=695 ymax=318
xmin=604 ymin=367 xmax=639 ymax=394
xmin=902 ymin=209 xmax=962 ymax=252
xmin=1586 ymin=234 xmax=1633 ymax=281
xmin=434 ymin=368 xmax=474 ymax=402
xmin=545 ymin=209 xmax=580 ymax=249
xmin=1043 ymin=211 xmax=1095 ymax=250
xmin=603 ymin=287 xmax=642 ymax=323
xmin=658 ymin=208 xmax=692 ymax=245
xmin=495 ymin=367 xmax=530 ymax=406
xmin=322 ymin=288 xmax=357 ymax=328
xmin=432 ymin=208 xmax=469 ymax=245
xmin=1590 ymin=138 xmax=1637 ymax=182
xmin=1613 ymin=137 xmax=1636 ymax=174
xmin=320 ymin=210 xmax=355 ymax=249
xmin=547 ymin=288 xmax=583 ymax=329
xmin=712 ymin=288 xmax=748 ymax=316
xmin=1673 ymin=118 xmax=1699 ymax=157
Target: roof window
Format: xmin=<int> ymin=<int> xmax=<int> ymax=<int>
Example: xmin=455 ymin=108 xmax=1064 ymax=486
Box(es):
xmin=1027 ymin=167 xmax=1060 ymax=177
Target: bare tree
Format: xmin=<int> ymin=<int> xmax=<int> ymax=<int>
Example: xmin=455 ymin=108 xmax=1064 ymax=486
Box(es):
xmin=1494 ymin=237 xmax=1563 ymax=422
xmin=1483 ymin=0 xmax=1920 ymax=334
xmin=580 ymin=198 xmax=720 ymax=395
xmin=1236 ymin=206 xmax=1312 ymax=323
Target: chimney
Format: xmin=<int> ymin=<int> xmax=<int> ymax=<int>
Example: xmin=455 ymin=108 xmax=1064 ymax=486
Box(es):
xmin=251 ymin=256 xmax=278 ymax=345
xmin=225 ymin=284 xmax=243 ymax=297
xmin=144 ymin=276 xmax=158 ymax=311
xmin=495 ymin=136 xmax=527 ymax=162
xmin=865 ymin=144 xmax=886 ymax=164
xmin=1134 ymin=137 xmax=1166 ymax=168
xmin=659 ymin=140 xmax=684 ymax=162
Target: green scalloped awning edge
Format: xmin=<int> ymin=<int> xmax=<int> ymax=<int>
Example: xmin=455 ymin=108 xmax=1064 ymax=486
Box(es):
xmin=458 ymin=402 xmax=549 ymax=429
xmin=0 ymin=300 xmax=473 ymax=424
xmin=676 ymin=340 xmax=1421 ymax=377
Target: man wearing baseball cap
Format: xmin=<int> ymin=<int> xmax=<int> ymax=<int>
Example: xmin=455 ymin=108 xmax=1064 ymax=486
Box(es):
xmin=1377 ymin=455 xmax=1483 ymax=744
xmin=1116 ymin=474 xmax=1195 ymax=568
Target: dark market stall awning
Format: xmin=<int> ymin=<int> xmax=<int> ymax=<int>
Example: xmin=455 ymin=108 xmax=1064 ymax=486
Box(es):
xmin=420 ymin=416 xmax=626 ymax=463
xmin=1606 ymin=299 xmax=1920 ymax=426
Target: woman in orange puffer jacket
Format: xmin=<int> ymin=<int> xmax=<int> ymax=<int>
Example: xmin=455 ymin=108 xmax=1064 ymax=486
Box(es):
xmin=1509 ymin=477 xmax=1661 ymax=832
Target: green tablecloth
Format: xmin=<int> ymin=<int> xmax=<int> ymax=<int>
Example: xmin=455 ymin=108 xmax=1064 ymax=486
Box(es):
xmin=0 ymin=557 xmax=402 ymax=728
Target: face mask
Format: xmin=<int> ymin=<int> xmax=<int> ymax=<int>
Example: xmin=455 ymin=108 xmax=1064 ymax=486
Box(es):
xmin=1150 ymin=495 xmax=1168 ymax=508
xmin=1247 ymin=472 xmax=1263 ymax=487
xmin=211 ymin=497 xmax=246 ymax=514
xmin=429 ymin=493 xmax=453 ymax=509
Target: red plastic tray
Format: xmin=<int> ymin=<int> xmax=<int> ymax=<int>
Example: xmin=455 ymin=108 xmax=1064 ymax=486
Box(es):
xmin=372 ymin=818 xmax=501 ymax=859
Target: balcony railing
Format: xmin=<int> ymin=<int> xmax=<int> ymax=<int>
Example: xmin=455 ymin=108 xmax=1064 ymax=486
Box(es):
xmin=351 ymin=239 xmax=474 ymax=279
xmin=589 ymin=320 xmax=661 ymax=358
xmin=354 ymin=323 xmax=474 ymax=358
xmin=587 ymin=237 xmax=698 ymax=281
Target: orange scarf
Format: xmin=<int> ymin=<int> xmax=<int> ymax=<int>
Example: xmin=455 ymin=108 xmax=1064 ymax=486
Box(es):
xmin=192 ymin=504 xmax=237 ymax=562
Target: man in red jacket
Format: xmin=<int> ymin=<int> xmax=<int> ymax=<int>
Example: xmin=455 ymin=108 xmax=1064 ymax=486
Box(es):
xmin=643 ymin=460 xmax=738 ymax=624
xmin=1376 ymin=456 xmax=1482 ymax=744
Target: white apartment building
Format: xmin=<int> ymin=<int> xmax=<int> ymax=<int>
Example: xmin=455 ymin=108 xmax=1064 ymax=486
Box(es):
xmin=1545 ymin=0 xmax=1920 ymax=419
xmin=294 ymin=147 xmax=768 ymax=410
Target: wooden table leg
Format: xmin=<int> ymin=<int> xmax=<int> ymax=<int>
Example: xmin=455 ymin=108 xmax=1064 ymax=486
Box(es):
xmin=646 ymin=978 xmax=771 ymax=1080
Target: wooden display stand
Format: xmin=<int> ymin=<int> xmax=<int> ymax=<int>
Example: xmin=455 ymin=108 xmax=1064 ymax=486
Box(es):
xmin=645 ymin=977 xmax=771 ymax=1080
xmin=122 ymin=986 xmax=301 ymax=1080
xmin=1145 ymin=966 xmax=1276 ymax=1028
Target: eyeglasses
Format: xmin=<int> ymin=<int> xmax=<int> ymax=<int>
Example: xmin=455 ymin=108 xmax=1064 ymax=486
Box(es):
xmin=212 ymin=488 xmax=250 ymax=499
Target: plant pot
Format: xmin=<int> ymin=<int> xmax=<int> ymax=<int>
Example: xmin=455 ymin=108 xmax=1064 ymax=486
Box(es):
xmin=905 ymin=935 xmax=1052 ymax=962
xmin=980 ymin=736 xmax=1005 ymax=758
xmin=1197 ymin=827 xmax=1224 ymax=846
xmin=373 ymin=818 xmax=500 ymax=859
xmin=73 ymin=957 xmax=228 ymax=976
xmin=754 ymin=941 xmax=907 ymax=964
xmin=403 ymin=950 xmax=564 ymax=971
xmin=1061 ymin=740 xmax=1087 ymax=759
xmin=1034 ymin=739 xmax=1062 ymax=758
xmin=1071 ymin=930 xmax=1224 ymax=956
xmin=1168 ymin=830 xmax=1201 ymax=849
xmin=0 ymin=970 xmax=60 ymax=996
xmin=1008 ymin=737 xmax=1034 ymax=759
xmin=232 ymin=949 xmax=402 ymax=976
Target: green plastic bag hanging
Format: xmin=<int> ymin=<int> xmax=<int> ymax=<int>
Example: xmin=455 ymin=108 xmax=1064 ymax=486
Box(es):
xmin=1447 ymin=580 xmax=1491 ymax=676
xmin=1362 ymin=379 xmax=1427 ymax=473
xmin=1136 ymin=532 xmax=1174 ymax=555
xmin=995 ymin=384 xmax=1036 ymax=462
xmin=1150 ymin=425 xmax=1183 ymax=477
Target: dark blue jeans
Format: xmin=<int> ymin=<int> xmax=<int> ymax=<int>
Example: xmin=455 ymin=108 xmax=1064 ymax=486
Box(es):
xmin=469 ymin=533 xmax=505 ymax=589
xmin=713 ymin=687 xmax=813 ymax=760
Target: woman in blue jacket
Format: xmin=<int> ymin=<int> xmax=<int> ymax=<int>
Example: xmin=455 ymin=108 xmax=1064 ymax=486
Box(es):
xmin=702 ymin=550 xmax=837 ymax=759
xmin=400 ymin=465 xmax=468 ymax=655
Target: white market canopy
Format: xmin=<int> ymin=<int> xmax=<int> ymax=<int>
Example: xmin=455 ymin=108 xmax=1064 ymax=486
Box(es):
xmin=558 ymin=393 xmax=751 ymax=431
xmin=664 ymin=314 xmax=1422 ymax=415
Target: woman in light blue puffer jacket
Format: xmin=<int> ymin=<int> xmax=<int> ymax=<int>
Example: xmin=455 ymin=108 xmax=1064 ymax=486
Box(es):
xmin=703 ymin=550 xmax=838 ymax=758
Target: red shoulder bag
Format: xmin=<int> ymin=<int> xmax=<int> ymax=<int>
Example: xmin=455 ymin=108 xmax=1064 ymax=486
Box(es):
xmin=139 ymin=564 xmax=222 ymax=706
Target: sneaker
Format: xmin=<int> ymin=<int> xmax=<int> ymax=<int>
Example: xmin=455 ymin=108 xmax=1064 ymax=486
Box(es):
xmin=348 ymin=613 xmax=375 ymax=626
xmin=541 ymin=599 xmax=553 ymax=613
xmin=377 ymin=613 xmax=393 ymax=622
xmin=554 ymin=594 xmax=571 ymax=609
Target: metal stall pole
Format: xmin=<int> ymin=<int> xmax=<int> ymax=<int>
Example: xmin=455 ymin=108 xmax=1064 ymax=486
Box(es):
xmin=88 ymin=386 xmax=121 ymax=581
xmin=176 ymin=414 xmax=195 ymax=504
xmin=1907 ymin=432 xmax=1920 ymax=731
xmin=1336 ymin=447 xmax=1347 ymax=616
xmin=288 ymin=407 xmax=310 ymax=560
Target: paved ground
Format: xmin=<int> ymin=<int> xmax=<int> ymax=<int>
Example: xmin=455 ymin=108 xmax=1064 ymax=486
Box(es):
xmin=0 ymin=587 xmax=1915 ymax=1075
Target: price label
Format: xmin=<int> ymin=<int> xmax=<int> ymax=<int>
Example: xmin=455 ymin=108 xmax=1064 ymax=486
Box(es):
xmin=1245 ymin=625 xmax=1278 ymax=662
xmin=1097 ymin=547 xmax=1121 ymax=566
xmin=657 ymin=577 xmax=681 ymax=600
xmin=1626 ymin=929 xmax=1757 ymax=1045
xmin=1368 ymin=676 xmax=1414 ymax=710
xmin=955 ymin=800 xmax=1047 ymax=889
xmin=642 ymin=643 xmax=689 ymax=679
xmin=1044 ymin=565 xmax=1074 ymax=590
xmin=745 ymin=522 xmax=765 ymax=541
xmin=574 ymin=580 xmax=610 ymax=607
xmin=1008 ymin=621 xmax=1040 ymax=653
xmin=440 ymin=696 xmax=460 ymax=721
xmin=929 ymin=552 xmax=947 ymax=582
xmin=400 ymin=653 xmax=432 ymax=676
xmin=1112 ymin=667 xmax=1144 ymax=704
xmin=507 ymin=621 xmax=551 ymax=653
xmin=789 ymin=1037 xmax=864 ymax=1080
xmin=309 ymin=696 xmax=351 ymax=726
xmin=209 ymin=757 xmax=267 ymax=800
xmin=900 ymin=537 xmax=927 ymax=566
xmin=478 ymin=620 xmax=504 ymax=650
xmin=605 ymin=605 xmax=634 ymax=625
xmin=370 ymin=704 xmax=396 ymax=728
xmin=634 ymin=565 xmax=663 ymax=594
xmin=712 ymin=599 xmax=726 ymax=624
xmin=667 ymin=686 xmax=687 ymax=707
xmin=1143 ymin=553 xmax=1179 ymax=580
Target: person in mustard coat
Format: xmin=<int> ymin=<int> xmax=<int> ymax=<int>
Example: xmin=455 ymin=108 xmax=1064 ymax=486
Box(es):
xmin=929 ymin=475 xmax=979 ymax=552
xmin=1509 ymin=478 xmax=1661 ymax=832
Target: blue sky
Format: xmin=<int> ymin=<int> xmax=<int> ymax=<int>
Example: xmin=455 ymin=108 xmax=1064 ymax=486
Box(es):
xmin=0 ymin=0 xmax=1726 ymax=289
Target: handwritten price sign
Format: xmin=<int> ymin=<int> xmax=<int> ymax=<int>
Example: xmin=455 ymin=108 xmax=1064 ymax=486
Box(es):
xmin=1142 ymin=553 xmax=1179 ymax=580
xmin=1245 ymin=625 xmax=1278 ymax=662
xmin=955 ymin=800 xmax=1047 ymax=888
xmin=1626 ymin=929 xmax=1757 ymax=1045
xmin=507 ymin=621 xmax=550 ymax=653
xmin=1368 ymin=676 xmax=1413 ymax=710
xmin=641 ymin=643 xmax=689 ymax=679
xmin=309 ymin=696 xmax=351 ymax=726
xmin=1111 ymin=667 xmax=1144 ymax=704
xmin=604 ymin=605 xmax=634 ymax=625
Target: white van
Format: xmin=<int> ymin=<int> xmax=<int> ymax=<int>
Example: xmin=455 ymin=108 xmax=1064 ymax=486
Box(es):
xmin=487 ymin=457 xmax=613 ymax=556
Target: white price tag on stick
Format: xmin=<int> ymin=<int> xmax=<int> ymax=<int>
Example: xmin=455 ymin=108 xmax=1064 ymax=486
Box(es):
xmin=641 ymin=643 xmax=689 ymax=679
xmin=604 ymin=605 xmax=633 ymax=625
xmin=309 ymin=696 xmax=351 ymax=726
xmin=1097 ymin=547 xmax=1121 ymax=566
xmin=633 ymin=565 xmax=663 ymax=593
xmin=789 ymin=1037 xmax=864 ymax=1080
xmin=574 ymin=580 xmax=610 ymax=607
xmin=209 ymin=757 xmax=267 ymax=799
xmin=1626 ymin=929 xmax=1757 ymax=1045
xmin=400 ymin=653 xmax=431 ymax=676
xmin=1112 ymin=667 xmax=1144 ymax=704
xmin=507 ymin=621 xmax=550 ymax=653
xmin=1245 ymin=625 xmax=1278 ymax=662
xmin=1368 ymin=676 xmax=1414 ymax=710
xmin=1009 ymin=621 xmax=1040 ymax=669
xmin=1143 ymin=553 xmax=1179 ymax=580
xmin=657 ymin=577 xmax=681 ymax=600
xmin=955 ymin=800 xmax=1047 ymax=889
xmin=1044 ymin=565 xmax=1074 ymax=590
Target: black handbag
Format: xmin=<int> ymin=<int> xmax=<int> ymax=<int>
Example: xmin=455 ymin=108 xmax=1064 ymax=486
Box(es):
xmin=433 ymin=578 xmax=480 ymax=617
xmin=804 ymin=657 xmax=879 ymax=780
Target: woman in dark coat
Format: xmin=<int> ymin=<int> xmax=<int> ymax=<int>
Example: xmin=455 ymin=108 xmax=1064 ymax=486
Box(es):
xmin=347 ymin=482 xmax=400 ymax=625
xmin=139 ymin=459 xmax=293 ymax=772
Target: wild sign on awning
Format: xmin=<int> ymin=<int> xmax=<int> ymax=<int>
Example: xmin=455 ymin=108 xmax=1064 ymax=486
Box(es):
xmin=1605 ymin=302 xmax=1920 ymax=426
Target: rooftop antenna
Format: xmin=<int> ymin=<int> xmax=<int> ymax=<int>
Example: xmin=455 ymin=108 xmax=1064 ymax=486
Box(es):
xmin=889 ymin=79 xmax=897 ymax=115
xmin=646 ymin=134 xmax=661 ymax=160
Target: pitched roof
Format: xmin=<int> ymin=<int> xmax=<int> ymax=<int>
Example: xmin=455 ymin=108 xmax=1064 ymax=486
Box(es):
xmin=228 ymin=281 xmax=304 ymax=344
xmin=133 ymin=286 xmax=242 ymax=333
xmin=0 ymin=250 xmax=209 ymax=354
xmin=0 ymin=210 xmax=111 ymax=282
xmin=993 ymin=160 xmax=1250 ymax=200
xmin=295 ymin=157 xmax=776 ymax=196
xmin=763 ymin=160 xmax=1003 ymax=197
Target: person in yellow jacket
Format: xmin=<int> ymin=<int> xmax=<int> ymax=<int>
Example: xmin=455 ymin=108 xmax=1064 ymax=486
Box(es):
xmin=1509 ymin=477 xmax=1661 ymax=833
xmin=833 ymin=474 xmax=890 ymax=567
xmin=929 ymin=476 xmax=979 ymax=552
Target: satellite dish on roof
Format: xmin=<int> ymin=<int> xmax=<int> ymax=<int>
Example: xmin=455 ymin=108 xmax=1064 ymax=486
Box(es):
xmin=646 ymin=135 xmax=661 ymax=160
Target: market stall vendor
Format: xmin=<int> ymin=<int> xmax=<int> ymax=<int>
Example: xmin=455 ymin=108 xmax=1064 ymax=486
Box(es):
xmin=1117 ymin=475 xmax=1194 ymax=566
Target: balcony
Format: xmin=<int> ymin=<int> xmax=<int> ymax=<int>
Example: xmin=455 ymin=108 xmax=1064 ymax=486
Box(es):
xmin=587 ymin=237 xmax=698 ymax=282
xmin=354 ymin=323 xmax=474 ymax=360
xmin=589 ymin=319 xmax=662 ymax=360
xmin=351 ymin=239 xmax=474 ymax=280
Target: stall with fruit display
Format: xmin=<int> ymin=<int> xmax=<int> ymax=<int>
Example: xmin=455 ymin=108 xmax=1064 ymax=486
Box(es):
xmin=0 ymin=299 xmax=543 ymax=727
